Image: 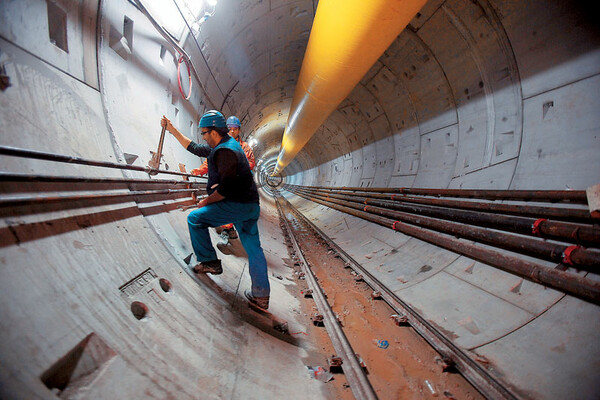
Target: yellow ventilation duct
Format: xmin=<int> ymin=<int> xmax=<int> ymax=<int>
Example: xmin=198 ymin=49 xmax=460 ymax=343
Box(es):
xmin=273 ymin=0 xmax=427 ymax=175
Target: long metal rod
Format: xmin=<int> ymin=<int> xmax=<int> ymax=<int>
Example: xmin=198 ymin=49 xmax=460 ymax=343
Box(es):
xmin=0 ymin=145 xmax=199 ymax=178
xmin=282 ymin=195 xmax=517 ymax=400
xmin=291 ymin=188 xmax=600 ymax=269
xmin=276 ymin=197 xmax=378 ymax=400
xmin=286 ymin=188 xmax=600 ymax=305
xmin=148 ymin=125 xmax=167 ymax=173
xmin=293 ymin=188 xmax=600 ymax=247
xmin=291 ymin=185 xmax=592 ymax=222
xmin=302 ymin=185 xmax=588 ymax=204
xmin=0 ymin=172 xmax=206 ymax=186
xmin=0 ymin=189 xmax=198 ymax=207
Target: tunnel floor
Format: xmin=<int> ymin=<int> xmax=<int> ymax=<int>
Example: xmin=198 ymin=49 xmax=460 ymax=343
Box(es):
xmin=196 ymin=191 xmax=486 ymax=399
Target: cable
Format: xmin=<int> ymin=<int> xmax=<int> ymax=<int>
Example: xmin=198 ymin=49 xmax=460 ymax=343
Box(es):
xmin=177 ymin=54 xmax=192 ymax=100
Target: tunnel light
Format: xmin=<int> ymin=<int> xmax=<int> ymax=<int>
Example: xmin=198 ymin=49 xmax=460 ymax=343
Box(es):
xmin=206 ymin=0 xmax=218 ymax=6
xmin=248 ymin=138 xmax=258 ymax=147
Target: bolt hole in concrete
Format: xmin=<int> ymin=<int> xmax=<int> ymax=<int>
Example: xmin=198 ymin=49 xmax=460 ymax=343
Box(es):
xmin=131 ymin=301 xmax=149 ymax=320
xmin=159 ymin=278 xmax=172 ymax=293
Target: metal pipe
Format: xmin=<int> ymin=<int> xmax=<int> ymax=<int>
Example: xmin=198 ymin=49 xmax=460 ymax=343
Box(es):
xmin=0 ymin=145 xmax=200 ymax=178
xmin=273 ymin=0 xmax=428 ymax=174
xmin=286 ymin=189 xmax=600 ymax=305
xmin=290 ymin=188 xmax=600 ymax=269
xmin=289 ymin=186 xmax=591 ymax=222
xmin=301 ymin=185 xmax=588 ymax=204
xmin=292 ymin=187 xmax=600 ymax=247
xmin=0 ymin=172 xmax=205 ymax=187
xmin=0 ymin=189 xmax=198 ymax=208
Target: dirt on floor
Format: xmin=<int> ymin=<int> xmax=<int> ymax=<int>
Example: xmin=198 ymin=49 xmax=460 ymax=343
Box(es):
xmin=279 ymin=201 xmax=485 ymax=400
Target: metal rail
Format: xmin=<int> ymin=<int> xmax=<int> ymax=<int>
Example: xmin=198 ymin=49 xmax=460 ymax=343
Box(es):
xmin=276 ymin=196 xmax=378 ymax=400
xmin=0 ymin=189 xmax=198 ymax=207
xmin=301 ymin=185 xmax=588 ymax=203
xmin=0 ymin=172 xmax=206 ymax=187
xmin=286 ymin=187 xmax=600 ymax=305
xmin=0 ymin=145 xmax=200 ymax=178
xmin=281 ymin=197 xmax=517 ymax=400
xmin=291 ymin=188 xmax=600 ymax=268
xmin=297 ymin=189 xmax=592 ymax=222
xmin=293 ymin=188 xmax=598 ymax=245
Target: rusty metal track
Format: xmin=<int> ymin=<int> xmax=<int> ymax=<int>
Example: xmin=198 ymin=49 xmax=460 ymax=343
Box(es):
xmin=279 ymin=195 xmax=517 ymax=400
xmin=276 ymin=196 xmax=378 ymax=400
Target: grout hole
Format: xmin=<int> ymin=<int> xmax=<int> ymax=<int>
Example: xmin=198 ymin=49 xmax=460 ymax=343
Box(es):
xmin=159 ymin=278 xmax=172 ymax=293
xmin=131 ymin=301 xmax=148 ymax=320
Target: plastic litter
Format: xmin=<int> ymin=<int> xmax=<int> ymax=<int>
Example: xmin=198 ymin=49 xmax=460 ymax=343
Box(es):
xmin=374 ymin=339 xmax=389 ymax=349
xmin=424 ymin=379 xmax=438 ymax=397
xmin=307 ymin=366 xmax=333 ymax=382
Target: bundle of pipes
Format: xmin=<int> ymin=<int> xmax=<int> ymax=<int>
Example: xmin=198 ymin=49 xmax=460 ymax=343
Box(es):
xmin=0 ymin=146 xmax=206 ymax=216
xmin=284 ymin=184 xmax=600 ymax=305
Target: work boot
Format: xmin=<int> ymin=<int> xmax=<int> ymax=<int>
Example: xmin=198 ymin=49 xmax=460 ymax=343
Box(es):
xmin=215 ymin=226 xmax=225 ymax=235
xmin=225 ymin=227 xmax=238 ymax=239
xmin=192 ymin=259 xmax=223 ymax=275
xmin=244 ymin=289 xmax=269 ymax=310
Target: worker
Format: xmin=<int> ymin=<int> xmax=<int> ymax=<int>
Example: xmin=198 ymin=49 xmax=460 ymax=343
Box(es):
xmin=161 ymin=111 xmax=270 ymax=310
xmin=190 ymin=115 xmax=255 ymax=240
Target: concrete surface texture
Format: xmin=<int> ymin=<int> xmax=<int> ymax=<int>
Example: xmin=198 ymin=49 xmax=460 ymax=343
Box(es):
xmin=0 ymin=0 xmax=599 ymax=399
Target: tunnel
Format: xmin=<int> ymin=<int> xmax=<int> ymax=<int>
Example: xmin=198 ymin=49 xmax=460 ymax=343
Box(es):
xmin=0 ymin=0 xmax=599 ymax=399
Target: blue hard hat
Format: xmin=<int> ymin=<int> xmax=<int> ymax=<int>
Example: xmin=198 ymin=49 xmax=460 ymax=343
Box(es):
xmin=227 ymin=116 xmax=241 ymax=128
xmin=199 ymin=110 xmax=227 ymax=129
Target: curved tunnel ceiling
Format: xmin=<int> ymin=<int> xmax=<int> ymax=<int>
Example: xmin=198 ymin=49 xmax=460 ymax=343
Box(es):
xmin=192 ymin=0 xmax=600 ymax=186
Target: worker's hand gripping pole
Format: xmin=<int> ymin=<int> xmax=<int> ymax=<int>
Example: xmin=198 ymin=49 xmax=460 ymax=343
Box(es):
xmin=148 ymin=125 xmax=167 ymax=175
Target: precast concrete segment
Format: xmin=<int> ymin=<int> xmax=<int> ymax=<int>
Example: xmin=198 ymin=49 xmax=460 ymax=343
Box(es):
xmin=131 ymin=0 xmax=217 ymax=109
xmin=281 ymin=193 xmax=517 ymax=400
xmin=276 ymin=197 xmax=378 ymax=400
xmin=274 ymin=0 xmax=428 ymax=174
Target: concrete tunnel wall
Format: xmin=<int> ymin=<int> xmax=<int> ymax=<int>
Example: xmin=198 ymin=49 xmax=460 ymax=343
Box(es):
xmin=281 ymin=1 xmax=600 ymax=398
xmin=283 ymin=1 xmax=600 ymax=398
xmin=0 ymin=0 xmax=599 ymax=399
xmin=0 ymin=1 xmax=328 ymax=399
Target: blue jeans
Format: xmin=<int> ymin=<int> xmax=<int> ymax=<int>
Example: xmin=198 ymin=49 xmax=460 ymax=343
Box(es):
xmin=187 ymin=201 xmax=270 ymax=297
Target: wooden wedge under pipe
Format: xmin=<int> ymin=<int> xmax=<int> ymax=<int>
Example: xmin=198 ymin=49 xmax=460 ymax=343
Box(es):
xmin=273 ymin=0 xmax=427 ymax=175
